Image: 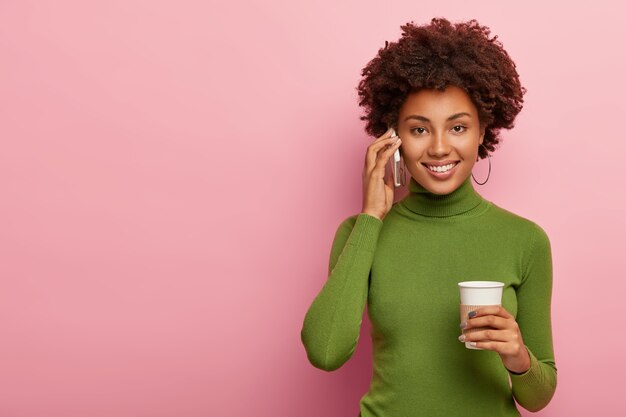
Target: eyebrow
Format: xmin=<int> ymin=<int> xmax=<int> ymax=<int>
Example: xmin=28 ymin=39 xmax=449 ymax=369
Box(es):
xmin=403 ymin=112 xmax=472 ymax=123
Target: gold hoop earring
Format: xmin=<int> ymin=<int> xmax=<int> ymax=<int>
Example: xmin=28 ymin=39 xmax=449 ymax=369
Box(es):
xmin=471 ymin=144 xmax=491 ymax=185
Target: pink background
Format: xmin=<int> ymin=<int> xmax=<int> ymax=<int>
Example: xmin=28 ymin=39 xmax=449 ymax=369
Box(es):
xmin=1 ymin=1 xmax=623 ymax=416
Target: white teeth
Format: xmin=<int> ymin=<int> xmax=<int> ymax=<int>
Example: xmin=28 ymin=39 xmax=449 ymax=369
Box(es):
xmin=427 ymin=163 xmax=457 ymax=173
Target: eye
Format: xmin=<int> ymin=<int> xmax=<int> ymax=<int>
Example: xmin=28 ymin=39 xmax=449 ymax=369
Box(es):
xmin=452 ymin=125 xmax=467 ymax=133
xmin=410 ymin=127 xmax=427 ymax=135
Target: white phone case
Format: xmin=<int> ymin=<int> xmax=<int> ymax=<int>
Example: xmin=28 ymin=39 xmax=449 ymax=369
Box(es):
xmin=389 ymin=128 xmax=405 ymax=187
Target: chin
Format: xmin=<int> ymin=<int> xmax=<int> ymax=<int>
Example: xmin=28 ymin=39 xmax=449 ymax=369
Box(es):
xmin=420 ymin=176 xmax=464 ymax=195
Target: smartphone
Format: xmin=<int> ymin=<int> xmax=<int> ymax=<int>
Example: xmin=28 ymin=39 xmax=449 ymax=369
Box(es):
xmin=388 ymin=127 xmax=406 ymax=187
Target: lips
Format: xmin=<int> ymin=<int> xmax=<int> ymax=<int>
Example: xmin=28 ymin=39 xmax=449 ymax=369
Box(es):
xmin=421 ymin=160 xmax=460 ymax=167
xmin=422 ymin=160 xmax=460 ymax=179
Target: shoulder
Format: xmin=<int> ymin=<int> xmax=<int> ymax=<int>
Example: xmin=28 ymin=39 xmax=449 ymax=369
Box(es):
xmin=486 ymin=202 xmax=551 ymax=247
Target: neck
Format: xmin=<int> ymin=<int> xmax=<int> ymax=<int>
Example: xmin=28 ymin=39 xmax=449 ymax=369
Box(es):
xmin=401 ymin=175 xmax=484 ymax=217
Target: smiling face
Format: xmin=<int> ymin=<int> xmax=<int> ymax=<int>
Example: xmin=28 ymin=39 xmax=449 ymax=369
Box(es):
xmin=395 ymin=84 xmax=486 ymax=195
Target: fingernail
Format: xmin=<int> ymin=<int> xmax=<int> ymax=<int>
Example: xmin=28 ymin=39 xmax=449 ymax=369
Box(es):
xmin=459 ymin=321 xmax=467 ymax=329
xmin=458 ymin=334 xmax=465 ymax=342
xmin=468 ymin=311 xmax=477 ymax=318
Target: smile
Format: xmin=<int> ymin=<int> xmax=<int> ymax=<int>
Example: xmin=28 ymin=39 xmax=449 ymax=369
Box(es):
xmin=421 ymin=161 xmax=460 ymax=179
xmin=422 ymin=161 xmax=458 ymax=172
xmin=426 ymin=162 xmax=458 ymax=173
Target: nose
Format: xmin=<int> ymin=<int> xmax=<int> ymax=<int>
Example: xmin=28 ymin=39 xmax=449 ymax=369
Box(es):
xmin=427 ymin=132 xmax=452 ymax=157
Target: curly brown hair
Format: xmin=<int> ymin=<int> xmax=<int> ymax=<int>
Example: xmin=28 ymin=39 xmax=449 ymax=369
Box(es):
xmin=356 ymin=17 xmax=527 ymax=159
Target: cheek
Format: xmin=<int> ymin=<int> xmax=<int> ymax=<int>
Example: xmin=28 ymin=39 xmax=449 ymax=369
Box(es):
xmin=399 ymin=143 xmax=423 ymax=159
xmin=458 ymin=140 xmax=480 ymax=159
xmin=461 ymin=160 xmax=477 ymax=172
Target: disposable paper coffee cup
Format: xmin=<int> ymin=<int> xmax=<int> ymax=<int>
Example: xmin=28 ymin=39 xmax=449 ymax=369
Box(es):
xmin=458 ymin=281 xmax=504 ymax=350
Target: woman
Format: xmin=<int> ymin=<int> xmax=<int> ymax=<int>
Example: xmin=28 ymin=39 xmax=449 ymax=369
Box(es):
xmin=300 ymin=17 xmax=557 ymax=416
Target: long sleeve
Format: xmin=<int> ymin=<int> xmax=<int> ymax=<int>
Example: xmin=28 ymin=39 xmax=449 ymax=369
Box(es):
xmin=300 ymin=213 xmax=383 ymax=371
xmin=508 ymin=223 xmax=558 ymax=411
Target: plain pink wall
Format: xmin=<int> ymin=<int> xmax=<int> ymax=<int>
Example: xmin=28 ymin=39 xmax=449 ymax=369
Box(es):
xmin=1 ymin=1 xmax=624 ymax=416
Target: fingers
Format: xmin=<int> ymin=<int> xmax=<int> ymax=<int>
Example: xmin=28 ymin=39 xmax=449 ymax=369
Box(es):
xmin=459 ymin=329 xmax=523 ymax=355
xmin=462 ymin=338 xmax=525 ymax=357
xmin=464 ymin=314 xmax=511 ymax=331
xmin=365 ymin=137 xmax=401 ymax=175
xmin=460 ymin=328 xmax=512 ymax=343
xmin=466 ymin=341 xmax=517 ymax=355
xmin=459 ymin=305 xmax=525 ymax=356
xmin=364 ymin=128 xmax=400 ymax=176
xmin=467 ymin=305 xmax=514 ymax=320
xmin=365 ymin=136 xmax=402 ymax=178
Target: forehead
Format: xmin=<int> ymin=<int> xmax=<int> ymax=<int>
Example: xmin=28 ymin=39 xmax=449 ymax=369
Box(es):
xmin=399 ymin=85 xmax=477 ymax=118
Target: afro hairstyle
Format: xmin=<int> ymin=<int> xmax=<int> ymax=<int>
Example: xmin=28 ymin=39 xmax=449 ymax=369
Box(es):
xmin=356 ymin=17 xmax=527 ymax=159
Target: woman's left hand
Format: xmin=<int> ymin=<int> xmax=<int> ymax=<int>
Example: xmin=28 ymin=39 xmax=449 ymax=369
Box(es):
xmin=459 ymin=305 xmax=531 ymax=374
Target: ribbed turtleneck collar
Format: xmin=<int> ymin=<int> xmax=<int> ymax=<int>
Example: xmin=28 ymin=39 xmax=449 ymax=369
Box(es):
xmin=400 ymin=175 xmax=485 ymax=217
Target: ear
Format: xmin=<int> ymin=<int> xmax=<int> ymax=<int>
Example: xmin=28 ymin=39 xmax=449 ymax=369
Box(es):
xmin=479 ymin=126 xmax=486 ymax=145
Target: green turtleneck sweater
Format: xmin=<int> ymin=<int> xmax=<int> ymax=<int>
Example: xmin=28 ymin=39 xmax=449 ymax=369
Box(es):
xmin=301 ymin=175 xmax=557 ymax=416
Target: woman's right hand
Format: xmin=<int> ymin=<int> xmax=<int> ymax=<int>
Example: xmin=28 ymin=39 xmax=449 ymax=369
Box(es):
xmin=361 ymin=127 xmax=402 ymax=221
